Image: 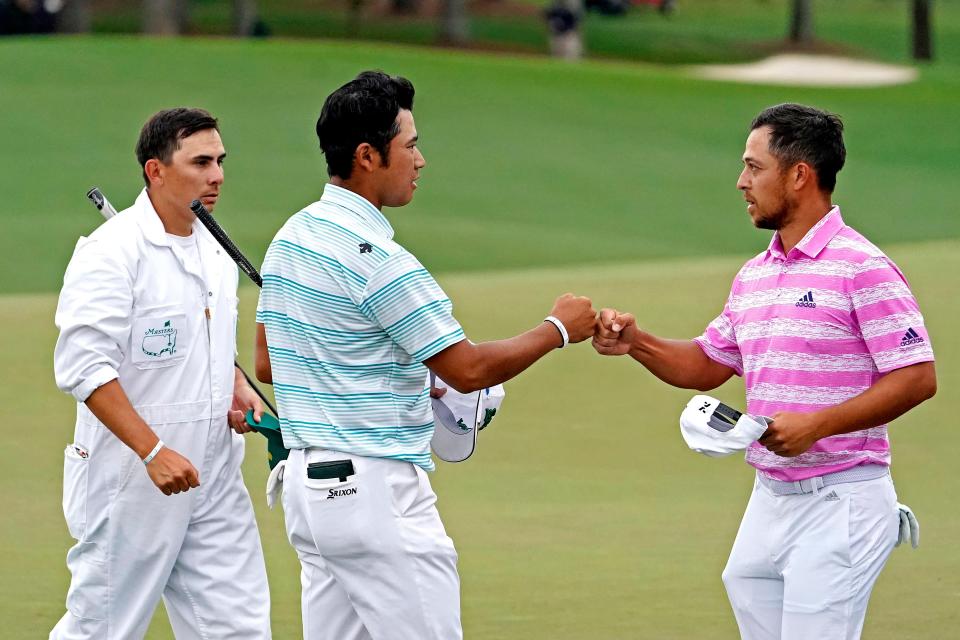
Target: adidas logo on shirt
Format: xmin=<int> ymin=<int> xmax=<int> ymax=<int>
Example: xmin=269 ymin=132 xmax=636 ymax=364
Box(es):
xmin=795 ymin=291 xmax=817 ymax=308
xmin=900 ymin=327 xmax=925 ymax=346
xmin=824 ymin=490 xmax=840 ymax=502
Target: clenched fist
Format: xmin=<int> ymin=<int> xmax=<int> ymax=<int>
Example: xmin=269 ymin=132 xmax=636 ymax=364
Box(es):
xmin=146 ymin=446 xmax=201 ymax=496
xmin=592 ymin=308 xmax=638 ymax=356
xmin=549 ymin=293 xmax=598 ymax=344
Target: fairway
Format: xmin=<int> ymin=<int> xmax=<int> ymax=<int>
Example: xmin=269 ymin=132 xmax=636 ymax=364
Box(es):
xmin=1 ymin=32 xmax=958 ymax=638
xmin=3 ymin=241 xmax=957 ymax=639
xmin=1 ymin=37 xmax=959 ymax=294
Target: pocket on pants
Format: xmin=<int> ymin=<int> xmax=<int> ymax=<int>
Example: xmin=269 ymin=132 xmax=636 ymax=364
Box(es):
xmin=63 ymin=444 xmax=90 ymax=540
xmin=300 ymin=454 xmax=399 ymax=558
xmin=303 ymin=473 xmax=371 ymax=554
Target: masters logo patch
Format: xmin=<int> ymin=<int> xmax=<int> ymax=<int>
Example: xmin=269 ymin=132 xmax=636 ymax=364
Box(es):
xmin=142 ymin=319 xmax=178 ymax=357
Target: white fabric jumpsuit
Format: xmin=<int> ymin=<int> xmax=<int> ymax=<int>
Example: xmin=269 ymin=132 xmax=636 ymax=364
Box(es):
xmin=51 ymin=189 xmax=270 ymax=639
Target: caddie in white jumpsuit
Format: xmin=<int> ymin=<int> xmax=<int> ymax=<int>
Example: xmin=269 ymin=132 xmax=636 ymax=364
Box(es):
xmin=51 ymin=108 xmax=270 ymax=639
xmin=254 ymin=72 xmax=598 ymax=640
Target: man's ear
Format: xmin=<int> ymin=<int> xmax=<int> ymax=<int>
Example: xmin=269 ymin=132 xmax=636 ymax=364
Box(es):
xmin=792 ymin=162 xmax=815 ymax=191
xmin=354 ymin=143 xmax=382 ymax=174
xmin=144 ymin=158 xmax=164 ymax=187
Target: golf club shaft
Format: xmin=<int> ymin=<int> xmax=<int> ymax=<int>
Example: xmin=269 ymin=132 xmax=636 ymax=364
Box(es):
xmin=190 ymin=199 xmax=263 ymax=287
xmin=85 ymin=188 xmax=277 ymax=418
xmin=239 ymin=365 xmax=278 ymax=417
xmin=186 ymin=200 xmax=279 ymax=417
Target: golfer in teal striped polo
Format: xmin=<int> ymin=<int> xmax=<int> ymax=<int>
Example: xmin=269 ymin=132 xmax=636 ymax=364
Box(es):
xmin=254 ymin=71 xmax=597 ymax=640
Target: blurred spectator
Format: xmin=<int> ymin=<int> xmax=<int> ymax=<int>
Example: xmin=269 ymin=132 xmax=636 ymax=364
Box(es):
xmin=544 ymin=1 xmax=582 ymax=60
xmin=0 ymin=0 xmax=57 ymax=35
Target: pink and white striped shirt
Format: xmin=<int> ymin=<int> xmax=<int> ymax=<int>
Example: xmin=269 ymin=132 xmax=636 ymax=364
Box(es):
xmin=694 ymin=208 xmax=934 ymax=481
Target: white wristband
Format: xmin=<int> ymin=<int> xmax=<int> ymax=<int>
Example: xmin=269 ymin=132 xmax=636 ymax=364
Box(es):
xmin=143 ymin=440 xmax=164 ymax=465
xmin=543 ymin=316 xmax=569 ymax=348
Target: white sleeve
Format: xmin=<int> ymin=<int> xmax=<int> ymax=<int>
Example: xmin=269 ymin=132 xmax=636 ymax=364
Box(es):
xmin=54 ymin=236 xmax=134 ymax=402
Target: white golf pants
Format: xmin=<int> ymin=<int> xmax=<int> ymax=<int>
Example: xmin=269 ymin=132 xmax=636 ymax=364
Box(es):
xmin=50 ymin=416 xmax=271 ymax=639
xmin=722 ymin=472 xmax=899 ymax=640
xmin=282 ymin=448 xmax=461 ymax=640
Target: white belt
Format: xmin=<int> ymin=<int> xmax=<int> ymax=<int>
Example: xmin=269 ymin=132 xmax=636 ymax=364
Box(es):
xmin=757 ymin=465 xmax=889 ymax=496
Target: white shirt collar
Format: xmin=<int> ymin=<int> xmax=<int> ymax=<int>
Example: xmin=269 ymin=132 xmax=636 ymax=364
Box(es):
xmin=319 ymin=183 xmax=395 ymax=240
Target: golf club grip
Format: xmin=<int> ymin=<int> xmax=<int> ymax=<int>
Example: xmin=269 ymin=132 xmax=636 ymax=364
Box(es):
xmin=190 ymin=200 xmax=263 ymax=287
xmin=87 ymin=187 xmax=118 ymax=220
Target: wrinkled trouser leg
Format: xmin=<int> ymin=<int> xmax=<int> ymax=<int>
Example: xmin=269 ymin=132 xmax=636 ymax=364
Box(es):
xmin=723 ymin=475 xmax=899 ymax=640
xmin=283 ymin=448 xmax=461 ymax=640
xmin=52 ymin=419 xmax=270 ymax=639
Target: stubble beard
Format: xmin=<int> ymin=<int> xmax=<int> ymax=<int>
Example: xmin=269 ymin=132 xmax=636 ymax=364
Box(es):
xmin=753 ymin=206 xmax=787 ymax=230
xmin=752 ymin=180 xmax=792 ymax=231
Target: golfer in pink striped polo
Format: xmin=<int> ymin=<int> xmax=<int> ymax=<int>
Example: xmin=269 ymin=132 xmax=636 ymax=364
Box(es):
xmin=593 ymin=103 xmax=936 ymax=640
xmin=696 ymin=205 xmax=934 ymax=482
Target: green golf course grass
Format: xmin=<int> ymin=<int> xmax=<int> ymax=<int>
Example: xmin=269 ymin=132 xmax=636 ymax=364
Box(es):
xmin=3 ymin=241 xmax=956 ymax=638
xmin=1 ymin=36 xmax=959 ymax=294
xmin=0 ymin=33 xmax=957 ymax=638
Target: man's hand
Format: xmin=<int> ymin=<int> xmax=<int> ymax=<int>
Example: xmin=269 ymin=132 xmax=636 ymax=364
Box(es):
xmin=145 ymin=447 xmax=200 ymax=495
xmin=549 ymin=293 xmax=597 ymax=344
xmin=757 ymin=411 xmax=825 ymax=457
xmin=229 ymin=367 xmax=263 ymax=434
xmin=592 ymin=308 xmax=638 ymax=356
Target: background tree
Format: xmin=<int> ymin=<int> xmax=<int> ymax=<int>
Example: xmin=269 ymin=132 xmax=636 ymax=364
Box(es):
xmin=912 ymin=0 xmax=933 ymax=60
xmin=233 ymin=0 xmax=258 ymax=36
xmin=440 ymin=0 xmax=469 ymax=45
xmin=56 ymin=0 xmax=91 ymax=33
xmin=788 ymin=0 xmax=813 ymax=45
xmin=142 ymin=0 xmax=187 ymax=35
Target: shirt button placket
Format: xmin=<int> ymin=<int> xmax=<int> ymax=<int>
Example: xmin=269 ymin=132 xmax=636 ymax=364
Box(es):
xmin=777 ymin=260 xmax=788 ymax=297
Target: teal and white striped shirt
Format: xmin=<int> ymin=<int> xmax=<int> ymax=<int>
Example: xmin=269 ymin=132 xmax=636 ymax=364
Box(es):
xmin=257 ymin=184 xmax=464 ymax=470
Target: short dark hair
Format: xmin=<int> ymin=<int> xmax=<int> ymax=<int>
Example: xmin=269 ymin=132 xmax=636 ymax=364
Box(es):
xmin=135 ymin=108 xmax=219 ymax=187
xmin=750 ymin=103 xmax=846 ymax=193
xmin=316 ymin=71 xmax=415 ymax=179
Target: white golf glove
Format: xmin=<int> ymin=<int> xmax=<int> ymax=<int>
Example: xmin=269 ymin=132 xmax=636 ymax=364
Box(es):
xmin=679 ymin=395 xmax=770 ymax=457
xmin=265 ymin=459 xmax=286 ymax=509
xmin=895 ymin=502 xmax=920 ymax=549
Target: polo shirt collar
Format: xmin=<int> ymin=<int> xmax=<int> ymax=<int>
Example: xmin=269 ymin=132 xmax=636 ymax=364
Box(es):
xmin=766 ymin=206 xmax=844 ymax=260
xmin=320 ymin=183 xmax=395 ymax=240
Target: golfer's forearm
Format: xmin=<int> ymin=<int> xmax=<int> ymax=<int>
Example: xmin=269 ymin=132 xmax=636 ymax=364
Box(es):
xmin=472 ymin=322 xmax=564 ymax=388
xmin=85 ymin=380 xmax=160 ymax=459
xmin=427 ymin=322 xmax=561 ymax=393
xmin=628 ymin=334 xmax=732 ymax=391
xmin=811 ymin=362 xmax=937 ymax=438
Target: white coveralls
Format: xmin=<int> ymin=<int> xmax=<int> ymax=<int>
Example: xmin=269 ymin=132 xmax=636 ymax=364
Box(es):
xmin=51 ymin=189 xmax=270 ymax=639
